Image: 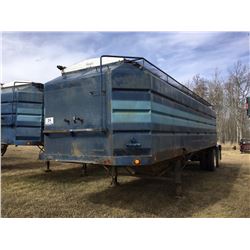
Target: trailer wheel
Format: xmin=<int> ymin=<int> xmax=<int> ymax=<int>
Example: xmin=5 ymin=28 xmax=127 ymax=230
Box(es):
xmin=215 ymin=147 xmax=220 ymax=168
xmin=200 ymin=150 xmax=209 ymax=170
xmin=206 ymin=148 xmax=215 ymax=171
xmin=199 ymin=151 xmax=208 ymax=170
xmin=199 ymin=148 xmax=216 ymax=171
xmin=1 ymin=144 xmax=8 ymax=156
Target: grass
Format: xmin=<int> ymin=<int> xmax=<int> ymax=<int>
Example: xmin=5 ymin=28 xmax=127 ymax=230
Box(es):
xmin=1 ymin=145 xmax=250 ymax=217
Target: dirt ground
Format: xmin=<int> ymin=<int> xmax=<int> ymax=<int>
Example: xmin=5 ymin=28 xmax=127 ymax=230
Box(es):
xmin=1 ymin=145 xmax=250 ymax=218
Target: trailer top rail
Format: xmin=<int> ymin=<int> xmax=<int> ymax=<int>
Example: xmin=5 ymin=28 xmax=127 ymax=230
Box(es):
xmin=1 ymin=81 xmax=43 ymax=89
xmin=60 ymin=55 xmax=212 ymax=107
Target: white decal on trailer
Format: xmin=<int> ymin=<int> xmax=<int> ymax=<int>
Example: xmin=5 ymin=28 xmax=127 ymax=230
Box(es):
xmin=45 ymin=117 xmax=54 ymax=125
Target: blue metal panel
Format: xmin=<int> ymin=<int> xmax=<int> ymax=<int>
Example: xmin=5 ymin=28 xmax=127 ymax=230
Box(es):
xmin=110 ymin=61 xmax=217 ymax=164
xmin=43 ymin=56 xmax=217 ymax=166
xmin=151 ymin=113 xmax=215 ymax=130
xmin=112 ymin=100 xmax=151 ymax=110
xmin=1 ymin=115 xmax=14 ymax=126
xmin=111 ymin=100 xmax=216 ymax=128
xmin=151 ymin=102 xmax=216 ymax=126
xmin=1 ymin=82 xmax=44 ymax=147
xmin=1 ymin=91 xmax=43 ymax=103
xmin=16 ymin=115 xmax=42 ymax=127
xmin=1 ymin=103 xmax=13 ymax=114
xmin=1 ymin=127 xmax=15 ymax=144
xmin=112 ymin=111 xmax=151 ymax=123
xmin=43 ymin=68 xmax=113 ymax=162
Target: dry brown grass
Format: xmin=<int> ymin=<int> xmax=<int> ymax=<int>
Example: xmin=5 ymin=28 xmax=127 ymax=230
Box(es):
xmin=219 ymin=142 xmax=240 ymax=151
xmin=1 ymin=145 xmax=250 ymax=217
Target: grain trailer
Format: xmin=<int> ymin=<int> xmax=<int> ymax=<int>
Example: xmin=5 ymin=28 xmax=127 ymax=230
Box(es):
xmin=1 ymin=81 xmax=44 ymax=156
xmin=42 ymin=55 xmax=220 ymax=194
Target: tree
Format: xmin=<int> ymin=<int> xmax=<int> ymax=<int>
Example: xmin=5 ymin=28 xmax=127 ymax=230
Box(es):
xmin=206 ymin=69 xmax=225 ymax=142
xmin=191 ymin=74 xmax=208 ymax=100
xmin=187 ymin=61 xmax=250 ymax=144
xmin=225 ymin=61 xmax=250 ymax=142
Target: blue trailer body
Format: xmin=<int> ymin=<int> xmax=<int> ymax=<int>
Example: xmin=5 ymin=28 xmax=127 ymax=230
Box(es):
xmin=43 ymin=56 xmax=217 ymax=167
xmin=1 ymin=82 xmax=44 ymax=150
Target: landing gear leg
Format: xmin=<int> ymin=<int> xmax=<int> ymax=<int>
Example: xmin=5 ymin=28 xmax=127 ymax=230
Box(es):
xmin=174 ymin=159 xmax=182 ymax=197
xmin=81 ymin=163 xmax=88 ymax=176
xmin=45 ymin=161 xmax=52 ymax=172
xmin=110 ymin=166 xmax=119 ymax=186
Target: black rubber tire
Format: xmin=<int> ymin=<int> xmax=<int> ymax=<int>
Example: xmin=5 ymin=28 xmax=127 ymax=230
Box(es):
xmin=199 ymin=151 xmax=207 ymax=170
xmin=206 ymin=148 xmax=215 ymax=171
xmin=199 ymin=148 xmax=216 ymax=171
xmin=215 ymin=148 xmax=220 ymax=168
xmin=1 ymin=144 xmax=8 ymax=156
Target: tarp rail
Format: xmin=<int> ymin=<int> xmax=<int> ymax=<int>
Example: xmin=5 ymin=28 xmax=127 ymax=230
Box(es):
xmin=100 ymin=55 xmax=212 ymax=107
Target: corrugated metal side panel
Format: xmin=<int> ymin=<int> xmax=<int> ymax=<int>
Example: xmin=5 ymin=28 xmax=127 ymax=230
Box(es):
xmin=2 ymin=103 xmax=42 ymax=114
xmin=1 ymin=92 xmax=43 ymax=103
xmin=1 ymin=84 xmax=44 ymax=146
xmin=151 ymin=133 xmax=217 ymax=162
xmin=150 ymin=77 xmax=216 ymax=161
xmin=110 ymin=64 xmax=153 ymax=162
xmin=110 ymin=63 xmax=217 ymax=164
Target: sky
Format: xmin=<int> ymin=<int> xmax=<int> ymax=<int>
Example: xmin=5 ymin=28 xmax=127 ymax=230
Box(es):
xmin=1 ymin=32 xmax=249 ymax=84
